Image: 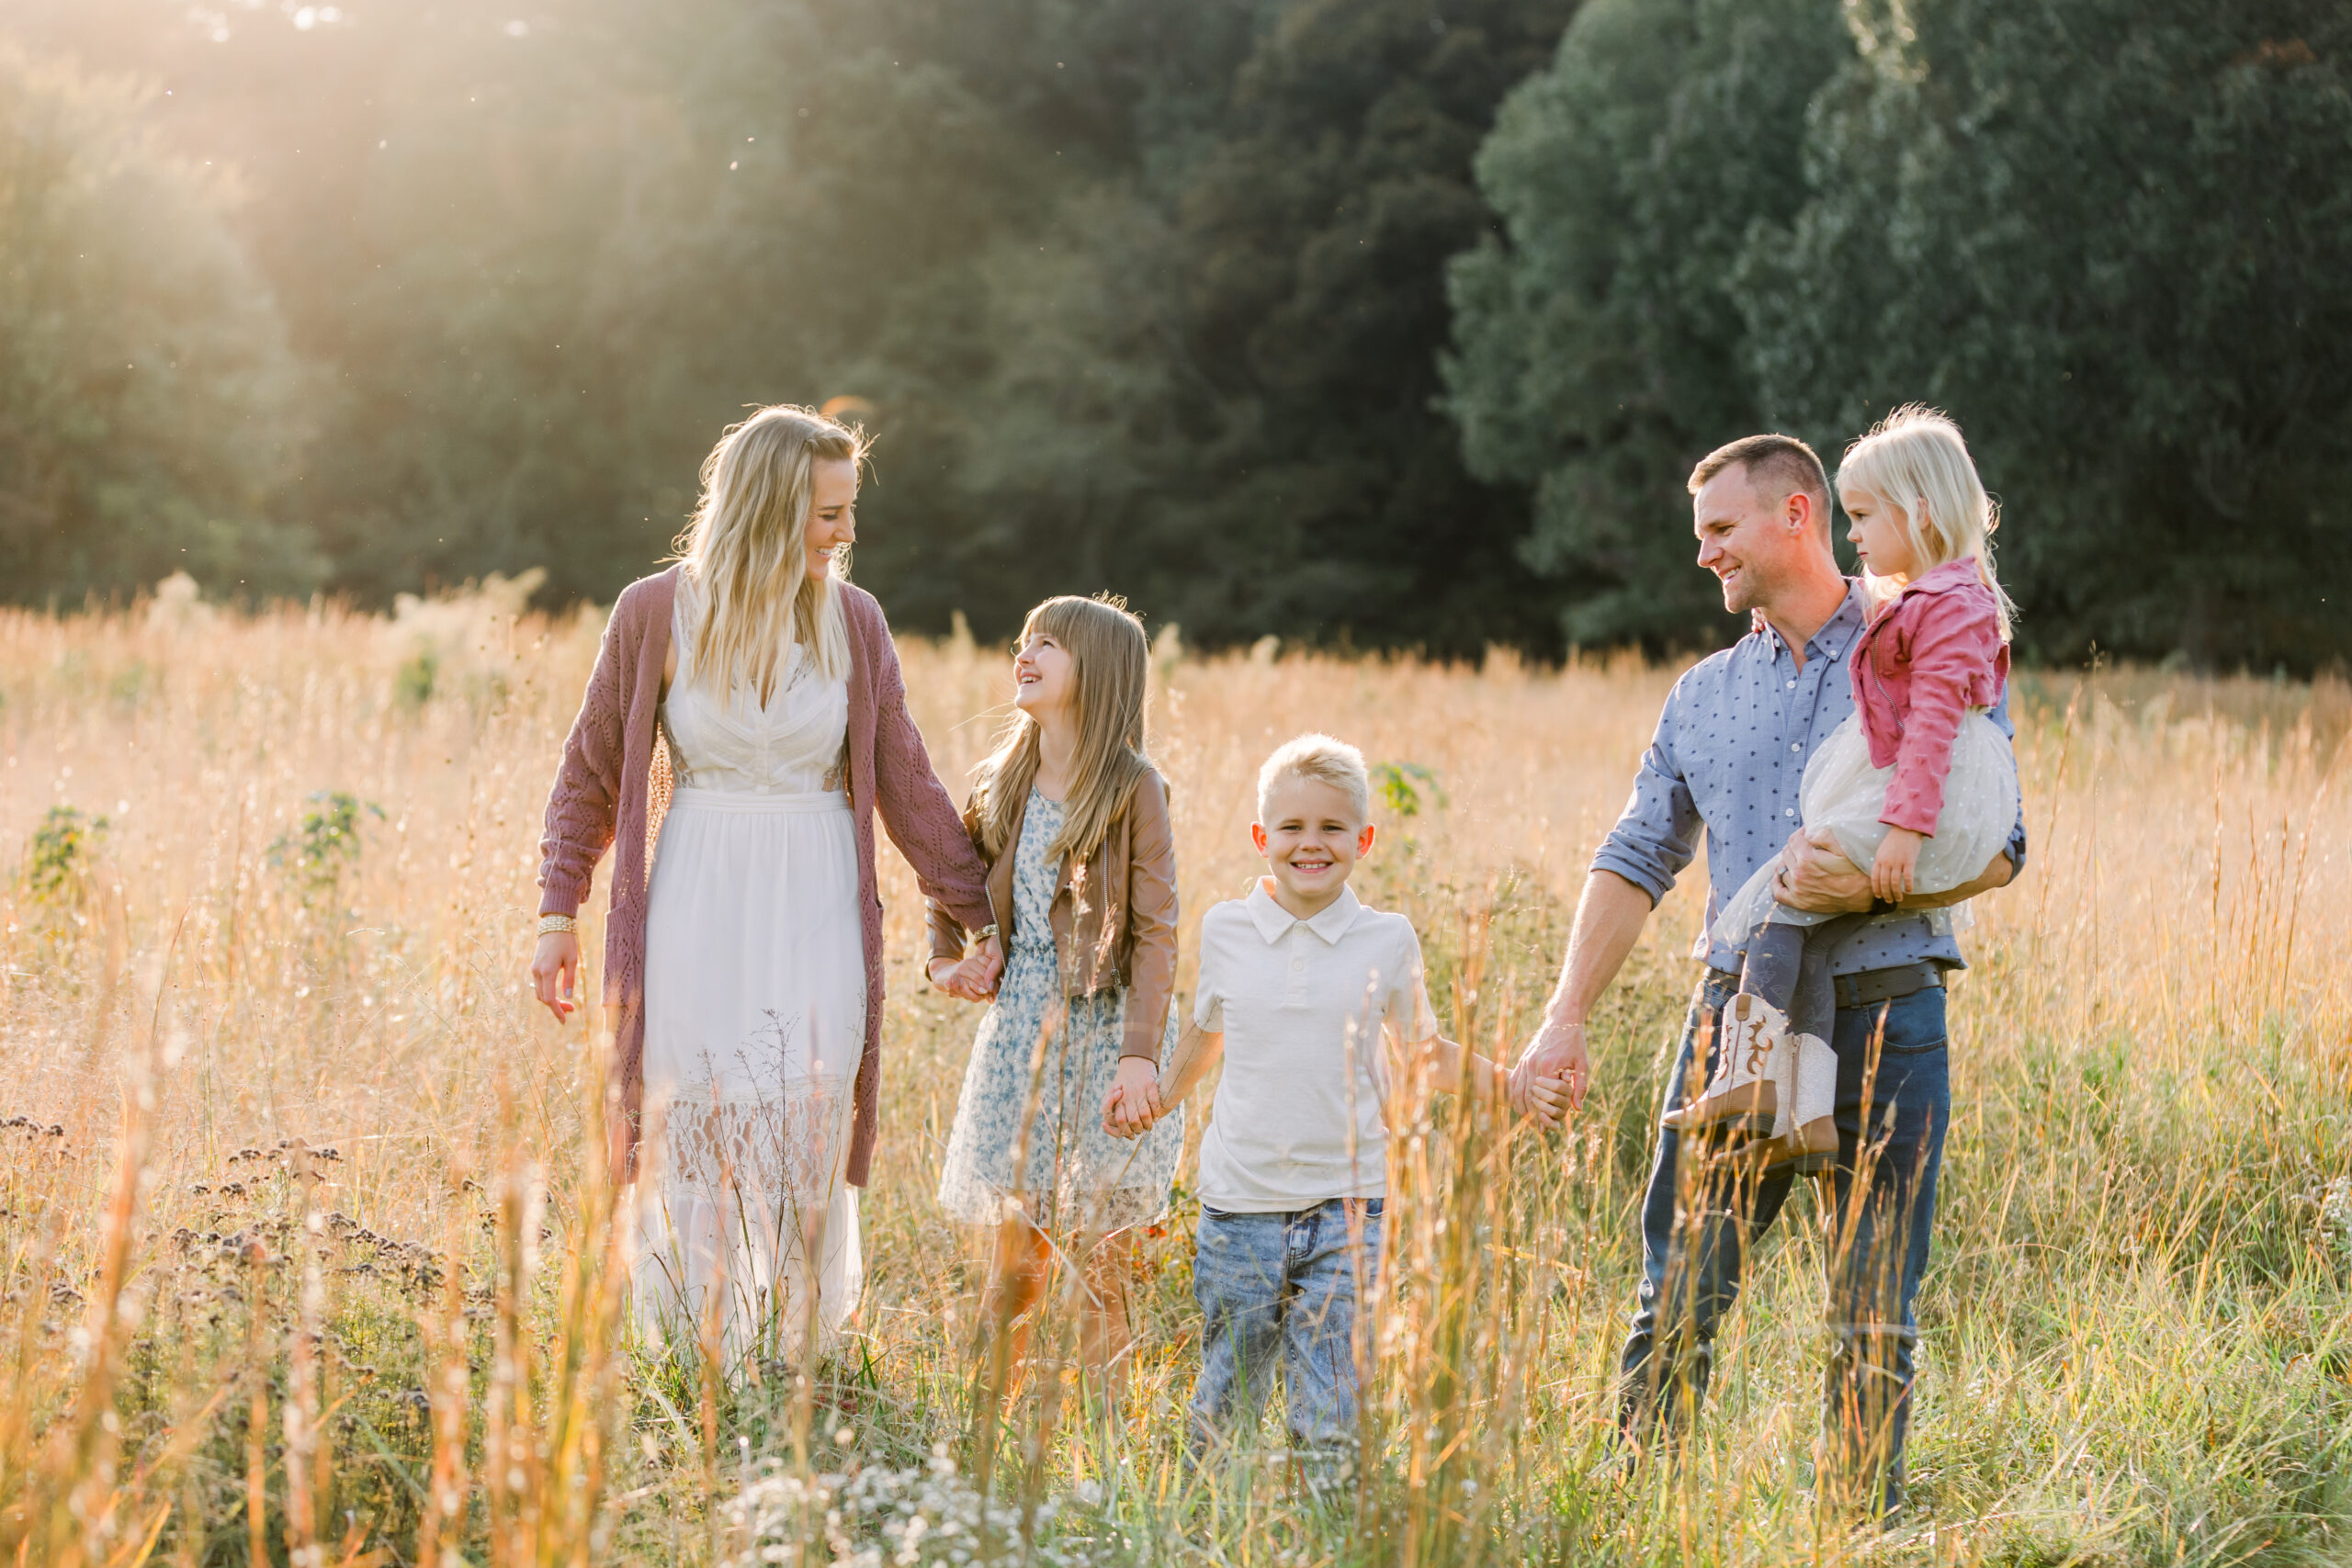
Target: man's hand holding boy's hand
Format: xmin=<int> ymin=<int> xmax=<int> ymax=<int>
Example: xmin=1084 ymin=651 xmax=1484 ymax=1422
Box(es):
xmin=1102 ymin=1055 xmax=1164 ymax=1139
xmin=1520 ymin=1069 xmax=1572 ymax=1123
xmin=1510 ymin=1016 xmax=1589 ymax=1129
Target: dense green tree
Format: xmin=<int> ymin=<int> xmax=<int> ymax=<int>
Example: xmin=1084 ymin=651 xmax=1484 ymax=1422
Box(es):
xmin=4 ymin=0 xmax=2346 ymax=668
xmin=718 ymin=0 xmax=1272 ymax=634
xmin=1739 ymin=0 xmax=2352 ymax=668
xmin=1442 ymin=0 xmax=1848 ymax=650
xmin=0 ymin=49 xmax=313 ymax=602
xmin=1136 ymin=0 xmax=1582 ymax=653
xmin=5 ymin=0 xmax=695 ymax=603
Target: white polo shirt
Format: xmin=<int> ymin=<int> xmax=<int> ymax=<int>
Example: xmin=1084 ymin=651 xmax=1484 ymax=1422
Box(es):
xmin=1191 ymin=879 xmax=1441 ymax=1212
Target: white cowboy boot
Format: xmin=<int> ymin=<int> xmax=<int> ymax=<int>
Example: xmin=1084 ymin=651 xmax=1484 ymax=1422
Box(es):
xmin=1757 ymin=1032 xmax=1838 ymax=1175
xmin=1662 ymin=992 xmax=1785 ymax=1136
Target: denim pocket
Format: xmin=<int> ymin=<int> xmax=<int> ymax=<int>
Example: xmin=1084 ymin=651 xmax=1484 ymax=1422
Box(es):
xmin=1200 ymin=1204 xmax=1234 ymax=1222
xmin=1878 ymin=1034 xmax=1949 ymax=1057
xmin=1859 ymin=987 xmax=1950 ymax=1057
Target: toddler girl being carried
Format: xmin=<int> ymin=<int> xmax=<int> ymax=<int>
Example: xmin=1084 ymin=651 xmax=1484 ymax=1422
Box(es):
xmin=1668 ymin=407 xmax=2018 ymax=1172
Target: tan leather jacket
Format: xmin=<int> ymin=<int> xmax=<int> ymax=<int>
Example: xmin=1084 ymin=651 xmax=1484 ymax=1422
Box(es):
xmin=926 ymin=768 xmax=1178 ymax=1065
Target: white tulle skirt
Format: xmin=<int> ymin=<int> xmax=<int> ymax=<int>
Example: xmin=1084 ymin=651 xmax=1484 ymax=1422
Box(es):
xmin=1714 ymin=710 xmax=2018 ymax=944
xmin=635 ymin=786 xmax=866 ymax=1367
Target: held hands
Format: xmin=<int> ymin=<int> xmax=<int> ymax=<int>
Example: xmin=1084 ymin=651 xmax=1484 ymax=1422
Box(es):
xmin=927 ymin=935 xmax=1005 ymax=1003
xmin=531 ymin=931 xmax=581 ymax=1023
xmin=1871 ymin=828 xmax=1926 ymax=904
xmin=1101 ymin=1055 xmax=1165 ymax=1140
xmin=1509 ymin=1015 xmax=1589 ymax=1131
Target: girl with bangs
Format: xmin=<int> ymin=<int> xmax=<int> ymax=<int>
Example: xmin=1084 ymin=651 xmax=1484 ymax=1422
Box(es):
xmin=1669 ymin=407 xmax=2020 ymax=1172
xmin=929 ymin=594 xmax=1184 ymax=1414
xmin=531 ymin=404 xmax=1000 ymax=1372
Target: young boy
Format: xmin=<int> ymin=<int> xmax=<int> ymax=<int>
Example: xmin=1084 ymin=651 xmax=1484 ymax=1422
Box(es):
xmin=1104 ymin=734 xmax=1564 ymax=1472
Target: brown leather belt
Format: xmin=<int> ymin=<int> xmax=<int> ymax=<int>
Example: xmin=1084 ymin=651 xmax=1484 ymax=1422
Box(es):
xmin=1709 ymin=960 xmax=1946 ymax=1010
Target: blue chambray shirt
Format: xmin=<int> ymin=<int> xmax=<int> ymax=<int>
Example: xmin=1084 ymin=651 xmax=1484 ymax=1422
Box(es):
xmin=1591 ymin=580 xmax=2028 ymax=976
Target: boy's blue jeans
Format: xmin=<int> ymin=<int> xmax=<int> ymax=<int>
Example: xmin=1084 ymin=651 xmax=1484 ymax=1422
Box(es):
xmin=1621 ymin=969 xmax=1951 ymax=1515
xmin=1189 ymin=1198 xmax=1383 ymax=1461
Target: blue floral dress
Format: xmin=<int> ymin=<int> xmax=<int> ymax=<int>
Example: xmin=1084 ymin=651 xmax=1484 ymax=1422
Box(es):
xmin=936 ymin=790 xmax=1184 ymax=1231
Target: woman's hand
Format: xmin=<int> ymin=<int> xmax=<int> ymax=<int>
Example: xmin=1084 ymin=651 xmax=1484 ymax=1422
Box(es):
xmin=1102 ymin=1055 xmax=1163 ymax=1139
xmin=926 ymin=939 xmax=1002 ymax=1004
xmin=531 ymin=931 xmax=581 ymax=1023
xmin=1871 ymin=828 xmax=1926 ymax=903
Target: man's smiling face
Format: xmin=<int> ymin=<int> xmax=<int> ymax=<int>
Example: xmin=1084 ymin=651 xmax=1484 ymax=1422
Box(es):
xmin=1693 ymin=464 xmax=1792 ymax=616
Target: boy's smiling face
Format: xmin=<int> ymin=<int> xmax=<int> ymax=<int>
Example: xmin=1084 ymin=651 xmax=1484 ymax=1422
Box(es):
xmin=1252 ymin=773 xmax=1374 ymax=919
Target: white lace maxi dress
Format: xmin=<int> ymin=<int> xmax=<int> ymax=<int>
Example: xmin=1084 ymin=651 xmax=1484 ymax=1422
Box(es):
xmin=636 ymin=597 xmax=865 ymax=1364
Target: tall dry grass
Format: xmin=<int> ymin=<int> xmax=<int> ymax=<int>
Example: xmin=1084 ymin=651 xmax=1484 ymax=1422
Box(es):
xmin=0 ymin=587 xmax=2345 ymax=1564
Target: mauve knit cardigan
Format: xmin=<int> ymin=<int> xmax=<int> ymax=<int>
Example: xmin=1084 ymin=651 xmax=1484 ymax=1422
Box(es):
xmin=536 ymin=566 xmax=996 ymax=1185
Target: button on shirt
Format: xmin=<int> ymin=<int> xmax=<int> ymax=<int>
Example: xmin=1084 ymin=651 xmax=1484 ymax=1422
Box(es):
xmin=1591 ymin=580 xmax=2028 ymax=977
xmin=1191 ymin=881 xmax=1440 ymax=1212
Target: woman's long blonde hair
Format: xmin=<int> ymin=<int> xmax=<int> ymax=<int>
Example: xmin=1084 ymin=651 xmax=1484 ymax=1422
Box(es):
xmin=673 ymin=404 xmax=865 ymax=700
xmin=968 ymin=595 xmax=1152 ymax=867
xmin=1838 ymin=404 xmax=2016 ymax=640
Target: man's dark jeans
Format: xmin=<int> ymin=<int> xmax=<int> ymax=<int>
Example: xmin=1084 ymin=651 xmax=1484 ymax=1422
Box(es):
xmin=1618 ymin=968 xmax=1951 ymax=1515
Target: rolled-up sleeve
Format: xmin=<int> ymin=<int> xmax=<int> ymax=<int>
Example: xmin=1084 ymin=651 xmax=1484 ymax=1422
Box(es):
xmin=1589 ymin=692 xmax=1700 ymax=907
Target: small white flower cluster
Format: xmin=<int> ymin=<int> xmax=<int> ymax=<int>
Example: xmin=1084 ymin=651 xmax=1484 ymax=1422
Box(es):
xmin=719 ymin=1446 xmax=1113 ymax=1568
xmin=2322 ymin=1175 xmax=2352 ymax=1263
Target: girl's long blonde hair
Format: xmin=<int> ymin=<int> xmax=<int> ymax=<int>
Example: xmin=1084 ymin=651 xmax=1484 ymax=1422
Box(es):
xmin=1838 ymin=404 xmax=2017 ymax=640
xmin=968 ymin=595 xmax=1152 ymax=867
xmin=673 ymin=404 xmax=865 ymax=700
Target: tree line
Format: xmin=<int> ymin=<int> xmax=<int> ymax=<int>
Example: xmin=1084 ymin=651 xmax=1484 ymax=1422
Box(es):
xmin=3 ymin=0 xmax=2345 ymax=667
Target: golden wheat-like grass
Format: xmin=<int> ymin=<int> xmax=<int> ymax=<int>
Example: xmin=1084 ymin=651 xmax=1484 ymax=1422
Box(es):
xmin=0 ymin=589 xmax=2345 ymax=1564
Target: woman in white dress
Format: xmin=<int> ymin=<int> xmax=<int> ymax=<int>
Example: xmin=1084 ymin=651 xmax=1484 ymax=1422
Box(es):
xmin=634 ymin=561 xmax=866 ymax=1365
xmin=530 ymin=405 xmax=1001 ymax=1372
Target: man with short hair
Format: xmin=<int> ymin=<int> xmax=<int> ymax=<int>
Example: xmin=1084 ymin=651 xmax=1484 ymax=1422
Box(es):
xmin=1511 ymin=432 xmax=2025 ymax=1517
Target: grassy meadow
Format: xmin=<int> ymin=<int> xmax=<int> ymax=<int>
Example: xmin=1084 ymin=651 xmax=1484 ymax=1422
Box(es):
xmin=0 ymin=581 xmax=2347 ymax=1566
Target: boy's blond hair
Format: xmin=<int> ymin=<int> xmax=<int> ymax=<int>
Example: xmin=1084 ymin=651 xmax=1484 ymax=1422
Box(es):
xmin=1256 ymin=733 xmax=1371 ymax=822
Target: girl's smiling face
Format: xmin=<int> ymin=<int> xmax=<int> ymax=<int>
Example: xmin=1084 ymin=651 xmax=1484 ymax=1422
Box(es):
xmin=1012 ymin=628 xmax=1076 ymax=720
xmin=1842 ymin=483 xmax=1921 ymax=581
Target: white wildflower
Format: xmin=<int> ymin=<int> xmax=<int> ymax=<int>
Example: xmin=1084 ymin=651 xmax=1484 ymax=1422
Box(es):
xmin=2323 ymin=1175 xmax=2352 ymax=1261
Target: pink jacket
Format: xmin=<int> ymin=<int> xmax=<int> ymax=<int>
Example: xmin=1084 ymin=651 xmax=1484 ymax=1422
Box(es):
xmin=536 ymin=566 xmax=995 ymax=1185
xmin=1849 ymin=558 xmax=2010 ymax=836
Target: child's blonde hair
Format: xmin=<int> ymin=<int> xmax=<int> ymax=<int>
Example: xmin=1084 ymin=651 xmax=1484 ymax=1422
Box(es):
xmin=1837 ymin=405 xmax=2016 ymax=640
xmin=968 ymin=595 xmax=1153 ymax=867
xmin=1256 ymin=734 xmax=1371 ymax=822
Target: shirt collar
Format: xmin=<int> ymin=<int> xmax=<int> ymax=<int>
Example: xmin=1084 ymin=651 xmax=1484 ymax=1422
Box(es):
xmin=1750 ymin=579 xmax=1867 ymax=667
xmin=1245 ymin=879 xmax=1363 ymax=945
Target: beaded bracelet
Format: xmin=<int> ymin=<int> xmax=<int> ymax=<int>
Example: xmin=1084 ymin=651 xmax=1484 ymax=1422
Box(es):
xmin=537 ymin=913 xmax=578 ymax=936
